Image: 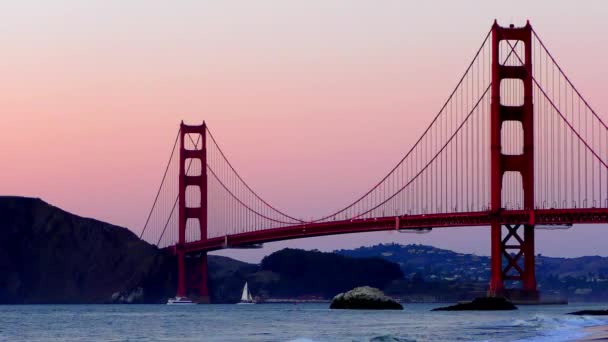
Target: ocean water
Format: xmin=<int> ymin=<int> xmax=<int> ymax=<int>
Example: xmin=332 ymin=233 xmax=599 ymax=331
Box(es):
xmin=0 ymin=303 xmax=607 ymax=341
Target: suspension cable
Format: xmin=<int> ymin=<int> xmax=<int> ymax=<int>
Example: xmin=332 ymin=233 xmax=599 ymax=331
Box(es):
xmin=532 ymin=29 xmax=607 ymax=130
xmin=353 ymin=85 xmax=492 ymax=219
xmin=205 ymin=127 xmax=304 ymax=223
xmin=156 ymin=134 xmax=202 ymax=246
xmin=306 ymin=29 xmax=493 ymax=223
xmin=503 ymin=39 xmax=608 ymax=169
xmin=139 ymin=129 xmax=180 ymax=239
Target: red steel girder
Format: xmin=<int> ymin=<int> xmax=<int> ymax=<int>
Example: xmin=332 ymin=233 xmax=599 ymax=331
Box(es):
xmin=166 ymin=208 xmax=608 ymax=254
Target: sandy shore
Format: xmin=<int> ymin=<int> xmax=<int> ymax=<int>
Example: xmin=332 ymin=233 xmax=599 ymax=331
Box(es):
xmin=578 ymin=325 xmax=608 ymax=341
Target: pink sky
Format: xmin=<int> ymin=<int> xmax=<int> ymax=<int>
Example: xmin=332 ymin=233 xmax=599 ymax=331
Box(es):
xmin=2 ymin=1 xmax=608 ymax=261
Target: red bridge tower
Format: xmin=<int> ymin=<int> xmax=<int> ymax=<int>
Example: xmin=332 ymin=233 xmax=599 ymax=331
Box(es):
xmin=176 ymin=122 xmax=210 ymax=303
xmin=489 ymin=21 xmax=538 ymax=300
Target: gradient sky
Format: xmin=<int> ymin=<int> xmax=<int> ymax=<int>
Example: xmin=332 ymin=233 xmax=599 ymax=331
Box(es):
xmin=2 ymin=1 xmax=608 ymax=262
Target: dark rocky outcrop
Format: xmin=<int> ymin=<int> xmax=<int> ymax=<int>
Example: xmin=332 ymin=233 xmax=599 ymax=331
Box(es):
xmin=569 ymin=309 xmax=608 ymax=315
xmin=0 ymin=196 xmax=176 ymax=304
xmin=0 ymin=196 xmax=267 ymax=304
xmin=432 ymin=297 xmax=517 ymax=311
xmin=0 ymin=196 xmax=411 ymax=304
xmin=330 ymin=286 xmax=403 ymax=310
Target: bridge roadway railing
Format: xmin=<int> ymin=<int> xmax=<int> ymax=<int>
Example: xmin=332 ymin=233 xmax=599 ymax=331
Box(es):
xmin=165 ymin=207 xmax=608 ymax=254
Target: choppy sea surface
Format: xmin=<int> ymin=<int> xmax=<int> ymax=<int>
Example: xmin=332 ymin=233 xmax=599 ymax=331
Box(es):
xmin=1 ymin=303 xmax=608 ymax=341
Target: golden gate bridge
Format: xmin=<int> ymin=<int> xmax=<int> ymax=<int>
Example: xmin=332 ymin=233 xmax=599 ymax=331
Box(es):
xmin=139 ymin=21 xmax=608 ymax=303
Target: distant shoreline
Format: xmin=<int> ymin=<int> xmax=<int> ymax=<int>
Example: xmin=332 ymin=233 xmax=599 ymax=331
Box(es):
xmin=262 ymin=299 xmax=330 ymax=304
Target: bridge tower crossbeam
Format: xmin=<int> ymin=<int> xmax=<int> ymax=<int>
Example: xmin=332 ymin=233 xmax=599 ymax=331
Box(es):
xmin=176 ymin=121 xmax=210 ymax=303
xmin=489 ymin=21 xmax=538 ymax=299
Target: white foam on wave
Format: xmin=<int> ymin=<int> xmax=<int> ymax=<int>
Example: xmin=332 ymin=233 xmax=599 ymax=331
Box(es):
xmin=511 ymin=314 xmax=608 ymax=342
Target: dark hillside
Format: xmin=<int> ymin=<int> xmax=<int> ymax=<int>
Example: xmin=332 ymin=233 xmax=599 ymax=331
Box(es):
xmin=337 ymin=243 xmax=608 ymax=301
xmin=0 ymin=197 xmax=406 ymax=303
xmin=0 ymin=196 xmax=175 ymax=303
xmin=254 ymin=248 xmax=403 ymax=298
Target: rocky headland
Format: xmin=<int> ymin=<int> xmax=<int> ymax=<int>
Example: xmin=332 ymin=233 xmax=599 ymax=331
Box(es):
xmin=0 ymin=197 xmax=405 ymax=304
xmin=0 ymin=196 xmax=176 ymax=303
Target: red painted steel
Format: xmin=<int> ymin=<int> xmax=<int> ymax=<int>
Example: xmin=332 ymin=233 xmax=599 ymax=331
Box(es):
xmin=176 ymin=122 xmax=210 ymax=301
xmin=161 ymin=21 xmax=608 ymax=303
xmin=489 ymin=21 xmax=537 ymax=299
xmin=171 ymin=208 xmax=608 ymax=254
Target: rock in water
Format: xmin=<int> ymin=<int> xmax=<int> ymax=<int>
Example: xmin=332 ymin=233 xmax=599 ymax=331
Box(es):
xmin=330 ymin=286 xmax=403 ymax=310
xmin=569 ymin=310 xmax=608 ymax=316
xmin=432 ymin=297 xmax=517 ymax=311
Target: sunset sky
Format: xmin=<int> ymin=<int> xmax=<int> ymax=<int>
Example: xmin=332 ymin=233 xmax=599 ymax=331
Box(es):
xmin=2 ymin=1 xmax=608 ymax=261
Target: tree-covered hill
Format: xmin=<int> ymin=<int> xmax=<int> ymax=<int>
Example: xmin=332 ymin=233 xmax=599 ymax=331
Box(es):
xmin=253 ymin=248 xmax=402 ymax=299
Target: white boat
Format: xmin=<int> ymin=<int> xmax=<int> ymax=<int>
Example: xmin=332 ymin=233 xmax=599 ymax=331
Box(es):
xmin=167 ymin=296 xmax=195 ymax=305
xmin=237 ymin=282 xmax=256 ymax=304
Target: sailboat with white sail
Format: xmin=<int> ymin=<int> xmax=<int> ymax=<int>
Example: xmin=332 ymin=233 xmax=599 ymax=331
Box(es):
xmin=237 ymin=282 xmax=255 ymax=304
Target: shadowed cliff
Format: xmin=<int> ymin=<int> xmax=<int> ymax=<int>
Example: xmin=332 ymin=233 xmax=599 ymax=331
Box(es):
xmin=0 ymin=196 xmax=176 ymax=303
xmin=0 ymin=196 xmax=266 ymax=304
xmin=0 ymin=197 xmax=405 ymax=304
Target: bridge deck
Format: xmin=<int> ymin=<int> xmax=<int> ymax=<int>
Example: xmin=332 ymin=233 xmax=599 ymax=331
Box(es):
xmin=169 ymin=208 xmax=608 ymax=254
